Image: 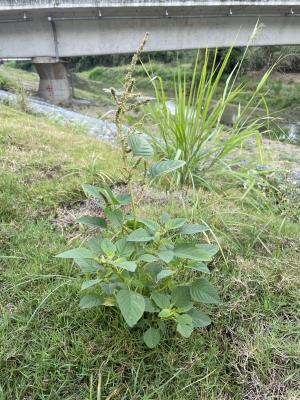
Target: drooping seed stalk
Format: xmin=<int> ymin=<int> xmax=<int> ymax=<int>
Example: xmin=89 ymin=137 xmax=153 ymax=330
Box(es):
xmin=111 ymin=33 xmax=149 ymax=216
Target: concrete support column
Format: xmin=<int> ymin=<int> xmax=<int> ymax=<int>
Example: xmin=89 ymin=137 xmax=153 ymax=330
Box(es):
xmin=33 ymin=57 xmax=71 ymax=104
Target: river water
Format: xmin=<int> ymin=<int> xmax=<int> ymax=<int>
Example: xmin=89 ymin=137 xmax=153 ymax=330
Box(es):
xmin=1 ymin=89 xmax=299 ymax=146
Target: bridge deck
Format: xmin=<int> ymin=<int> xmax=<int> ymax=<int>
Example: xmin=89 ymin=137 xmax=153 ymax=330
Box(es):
xmin=0 ymin=1 xmax=299 ymax=10
xmin=1 ymin=0 xmax=300 ymax=58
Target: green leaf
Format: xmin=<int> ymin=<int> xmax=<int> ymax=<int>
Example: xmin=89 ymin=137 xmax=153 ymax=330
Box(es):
xmin=176 ymin=314 xmax=194 ymax=338
xmin=90 ymin=183 xmax=119 ymax=205
xmin=174 ymin=243 xmax=213 ymax=261
xmin=149 ymin=160 xmax=186 ymax=178
xmin=156 ymin=250 xmax=174 ymax=263
xmin=104 ymin=207 xmax=124 ymax=228
xmin=160 ymin=212 xmax=171 ymax=224
xmin=135 ymin=218 xmax=160 ymax=232
xmin=128 ymin=133 xmax=154 ymax=157
xmin=139 ymin=254 xmax=158 ymax=263
xmin=100 ymin=282 xmax=119 ymax=295
xmin=115 ymin=260 xmax=137 ymax=272
xmin=144 ymin=297 xmax=158 ymax=313
xmin=55 ymin=247 xmax=94 ymax=259
xmin=115 ymin=238 xmax=134 ymax=258
xmin=179 ymin=223 xmax=209 ymax=235
xmin=79 ymin=294 xmax=103 ymax=309
xmin=185 ymin=261 xmax=210 ymax=273
xmin=74 ymin=259 xmax=103 ymax=273
xmin=165 ymin=218 xmax=186 ymax=230
xmin=144 ymin=262 xmax=162 ymax=276
xmin=176 ymin=313 xmax=193 ymax=325
xmin=188 ymin=308 xmax=211 ymax=328
xmin=116 ymin=290 xmax=145 ymax=327
xmin=115 ymin=193 xmax=131 ymax=205
xmin=171 ymin=286 xmax=192 ymax=309
xmin=190 ymin=279 xmax=220 ymax=304
xmin=81 ymin=279 xmax=101 ymax=291
xmin=143 ymin=327 xmax=161 ymax=348
xmin=87 ymin=236 xmax=103 ymax=256
xmin=82 ymin=184 xmax=102 ymax=200
xmin=100 ymin=238 xmax=116 ymax=257
xmin=77 ymin=216 xmax=107 ymax=228
xmin=196 ymin=244 xmax=219 ymax=257
xmin=158 ymin=309 xmax=173 ymax=318
xmin=151 ymin=292 xmax=171 ymax=309
xmin=156 ymin=269 xmax=174 ymax=281
xmin=127 ymin=228 xmax=154 ymax=242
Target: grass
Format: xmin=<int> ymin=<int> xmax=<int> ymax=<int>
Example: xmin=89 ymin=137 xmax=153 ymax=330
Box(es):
xmin=147 ymin=48 xmax=274 ymax=187
xmin=0 ymin=103 xmax=300 ymax=399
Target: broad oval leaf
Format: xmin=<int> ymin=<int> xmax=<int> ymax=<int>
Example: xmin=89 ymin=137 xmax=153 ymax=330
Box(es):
xmin=81 ymin=279 xmax=101 ymax=291
xmin=179 ymin=223 xmax=209 ymax=235
xmin=139 ymin=254 xmax=158 ymax=263
xmin=144 ymin=297 xmax=158 ymax=313
xmin=149 ymin=160 xmax=186 ymax=178
xmin=144 ymin=262 xmax=162 ymax=276
xmin=127 ymin=228 xmax=154 ymax=242
xmin=156 ymin=269 xmax=174 ymax=281
xmin=104 ymin=207 xmax=124 ymax=228
xmin=77 ymin=216 xmax=107 ymax=228
xmin=196 ymin=244 xmax=219 ymax=257
xmin=188 ymin=308 xmax=211 ymax=328
xmin=79 ymin=294 xmax=103 ymax=309
xmin=143 ymin=327 xmax=161 ymax=348
xmin=116 ymin=238 xmax=134 ymax=258
xmin=55 ymin=247 xmax=94 ymax=259
xmin=87 ymin=236 xmax=103 ymax=256
xmin=128 ymin=133 xmax=154 ymax=157
xmin=171 ymin=286 xmax=192 ymax=309
xmin=160 ymin=212 xmax=171 ymax=224
xmin=176 ymin=314 xmax=194 ymax=338
xmin=185 ymin=261 xmax=210 ymax=274
xmin=151 ymin=291 xmax=171 ymax=309
xmin=190 ymin=279 xmax=220 ymax=304
xmin=115 ymin=193 xmax=132 ymax=205
xmin=101 ymin=238 xmax=116 ymax=257
xmin=115 ymin=260 xmax=137 ymax=272
xmin=116 ymin=290 xmax=145 ymax=327
xmin=82 ymin=184 xmax=101 ymax=200
xmin=174 ymin=243 xmax=213 ymax=261
xmin=156 ymin=250 xmax=174 ymax=263
xmin=158 ymin=309 xmax=173 ymax=318
xmin=165 ymin=218 xmax=186 ymax=230
xmin=135 ymin=218 xmax=160 ymax=232
xmin=74 ymin=259 xmax=103 ymax=273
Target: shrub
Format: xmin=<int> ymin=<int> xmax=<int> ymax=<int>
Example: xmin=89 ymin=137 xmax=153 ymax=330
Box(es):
xmin=57 ymin=35 xmax=220 ymax=348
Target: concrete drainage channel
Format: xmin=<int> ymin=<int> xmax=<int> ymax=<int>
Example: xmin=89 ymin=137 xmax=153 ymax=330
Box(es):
xmin=0 ymin=89 xmax=117 ymax=142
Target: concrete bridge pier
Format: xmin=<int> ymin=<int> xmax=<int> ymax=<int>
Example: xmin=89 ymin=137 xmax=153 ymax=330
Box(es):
xmin=33 ymin=57 xmax=71 ymax=104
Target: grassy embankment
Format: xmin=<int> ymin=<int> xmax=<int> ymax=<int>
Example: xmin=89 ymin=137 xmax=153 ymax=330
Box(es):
xmin=0 ymin=100 xmax=299 ymax=399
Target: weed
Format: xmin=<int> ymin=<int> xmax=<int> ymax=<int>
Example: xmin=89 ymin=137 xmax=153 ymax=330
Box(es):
xmin=148 ymin=48 xmax=273 ymax=190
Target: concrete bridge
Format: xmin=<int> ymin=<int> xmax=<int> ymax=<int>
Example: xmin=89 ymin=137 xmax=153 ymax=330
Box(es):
xmin=1 ymin=1 xmax=299 ymax=103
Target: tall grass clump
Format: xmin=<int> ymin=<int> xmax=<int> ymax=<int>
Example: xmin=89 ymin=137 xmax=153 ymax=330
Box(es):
xmin=148 ymin=47 xmax=273 ymax=189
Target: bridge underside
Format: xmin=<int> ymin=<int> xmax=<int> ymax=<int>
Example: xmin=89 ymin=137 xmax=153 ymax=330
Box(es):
xmin=1 ymin=1 xmax=300 ymax=102
xmin=1 ymin=4 xmax=300 ymax=58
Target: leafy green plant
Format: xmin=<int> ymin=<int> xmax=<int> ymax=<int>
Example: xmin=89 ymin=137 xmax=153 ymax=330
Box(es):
xmin=56 ymin=35 xmax=220 ymax=348
xmin=57 ymin=182 xmax=219 ymax=347
xmin=147 ymin=47 xmax=273 ymax=189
